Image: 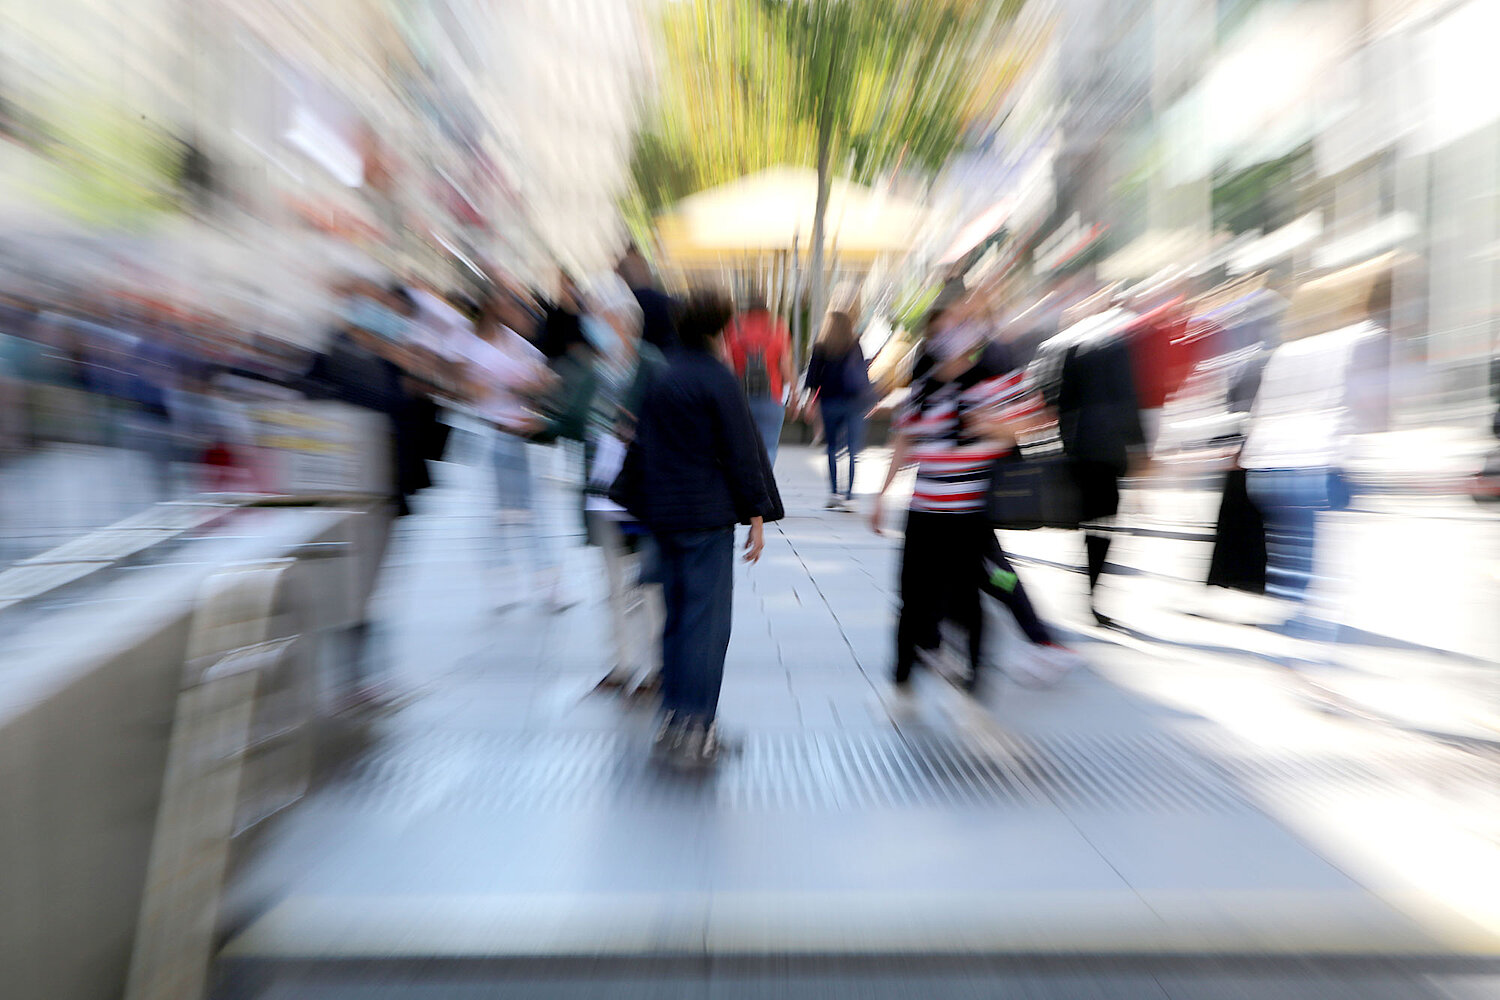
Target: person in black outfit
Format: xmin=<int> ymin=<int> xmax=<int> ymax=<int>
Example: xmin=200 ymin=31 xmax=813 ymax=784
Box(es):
xmin=300 ymin=286 xmax=431 ymax=516
xmin=1031 ymin=308 xmax=1146 ymax=627
xmin=612 ymin=291 xmax=783 ymax=768
xmin=538 ymin=271 xmax=587 ymax=362
xmin=296 ymin=296 xmax=413 ymax=710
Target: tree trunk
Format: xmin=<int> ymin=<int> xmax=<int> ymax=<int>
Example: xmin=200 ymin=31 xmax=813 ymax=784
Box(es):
xmin=807 ymin=120 xmax=832 ymax=369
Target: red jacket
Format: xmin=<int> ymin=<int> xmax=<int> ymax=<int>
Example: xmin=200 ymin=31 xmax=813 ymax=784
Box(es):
xmin=1123 ymin=298 xmax=1194 ymax=409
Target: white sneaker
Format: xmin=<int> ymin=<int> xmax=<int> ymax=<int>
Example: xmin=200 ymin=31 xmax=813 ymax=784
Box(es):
xmin=883 ymin=683 xmax=920 ymax=723
xmin=1004 ymin=643 xmax=1085 ymax=689
xmin=826 ymin=494 xmax=843 ymax=510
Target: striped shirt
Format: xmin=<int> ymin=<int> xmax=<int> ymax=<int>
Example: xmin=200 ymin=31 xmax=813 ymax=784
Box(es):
xmin=895 ymin=361 xmax=1041 ymax=513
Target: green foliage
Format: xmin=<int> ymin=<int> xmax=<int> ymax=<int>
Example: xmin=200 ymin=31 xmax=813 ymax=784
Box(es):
xmin=891 ymin=281 xmax=941 ymax=330
xmin=1211 ymin=142 xmax=1313 ymax=235
xmin=629 ymin=0 xmax=1019 ymax=215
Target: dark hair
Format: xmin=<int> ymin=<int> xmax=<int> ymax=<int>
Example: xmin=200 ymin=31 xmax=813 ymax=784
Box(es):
xmin=388 ymin=284 xmax=417 ymax=316
xmin=616 ymin=249 xmax=652 ymax=289
xmin=448 ymin=291 xmax=480 ymax=322
xmin=817 ymin=310 xmax=857 ymax=356
xmin=919 ymin=305 xmax=949 ymax=338
xmin=675 ymin=291 xmax=732 ymax=353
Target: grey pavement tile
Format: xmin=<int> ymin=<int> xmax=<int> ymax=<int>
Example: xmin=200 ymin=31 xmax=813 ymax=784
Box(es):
xmin=786 ymin=676 xmax=873 ymax=699
xmin=393 ymin=696 xmax=534 ymax=733
xmin=705 ymin=960 xmax=1172 ymax=999
xmin=791 ymin=696 xmax=840 ymax=730
xmin=766 ymin=616 xmax=843 ymax=639
xmin=250 ymin=965 xmax=710 ymax=1000
xmin=700 ymin=810 xmax=1125 ymax=894
xmin=277 ymin=809 xmax=718 ymax=896
xmin=716 ymin=697 xmax=802 ymax=731
xmin=724 ymin=652 xmax=783 ymax=675
xmin=217 ymin=449 xmax=1496 ymax=985
xmin=781 ymin=641 xmax=859 ymax=665
xmin=784 ymin=664 xmax=865 ymax=686
xmin=1062 ymin=812 xmax=1365 ymax=893
xmin=1156 ymin=967 xmax=1444 ymax=1000
xmin=1424 ymin=972 xmax=1500 ymax=999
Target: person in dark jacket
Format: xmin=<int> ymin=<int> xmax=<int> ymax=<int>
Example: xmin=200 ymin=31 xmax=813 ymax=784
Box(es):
xmin=538 ymin=271 xmax=587 ymax=362
xmin=613 ymin=291 xmax=783 ymax=768
xmin=301 ymin=323 xmax=406 ymax=501
xmin=1030 ymin=301 xmax=1146 ymax=627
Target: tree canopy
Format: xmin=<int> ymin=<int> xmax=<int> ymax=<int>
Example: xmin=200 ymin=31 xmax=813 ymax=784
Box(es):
xmin=628 ymin=0 xmax=1022 ymax=227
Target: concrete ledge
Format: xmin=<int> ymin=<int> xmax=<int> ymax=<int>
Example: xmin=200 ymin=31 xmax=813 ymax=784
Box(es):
xmin=220 ymin=888 xmax=1484 ymax=960
xmin=0 ymin=504 xmax=387 ymax=1000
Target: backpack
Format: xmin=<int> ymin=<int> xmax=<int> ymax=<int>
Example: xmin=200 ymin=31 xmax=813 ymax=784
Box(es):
xmin=740 ymin=344 xmax=772 ymax=399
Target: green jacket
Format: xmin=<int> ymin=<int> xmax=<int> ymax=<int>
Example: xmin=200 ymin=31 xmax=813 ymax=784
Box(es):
xmin=530 ymin=350 xmax=597 ymax=446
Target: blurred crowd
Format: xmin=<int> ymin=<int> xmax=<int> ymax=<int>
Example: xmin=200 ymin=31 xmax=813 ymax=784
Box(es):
xmin=0 ymin=285 xmax=307 ymax=492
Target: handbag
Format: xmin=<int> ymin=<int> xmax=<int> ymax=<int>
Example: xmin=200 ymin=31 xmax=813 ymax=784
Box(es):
xmin=1205 ymin=466 xmax=1267 ymax=593
xmin=985 ymin=440 xmax=1082 ymax=530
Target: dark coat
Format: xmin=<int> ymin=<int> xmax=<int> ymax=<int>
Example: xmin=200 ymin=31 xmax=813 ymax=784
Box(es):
xmin=539 ymin=304 xmax=585 ymax=361
xmin=612 ymin=350 xmax=783 ymax=534
xmin=1041 ymin=333 xmax=1144 ymax=473
xmin=631 ymin=285 xmax=679 ymax=354
xmin=804 ymin=341 xmax=871 ymax=402
xmin=300 ymin=331 xmax=404 ymax=416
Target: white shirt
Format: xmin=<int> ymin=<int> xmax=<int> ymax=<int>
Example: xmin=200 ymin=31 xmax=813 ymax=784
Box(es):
xmin=410 ymin=289 xmax=474 ymax=361
xmin=1241 ymin=321 xmax=1385 ymax=471
xmin=461 ymin=328 xmax=546 ymax=428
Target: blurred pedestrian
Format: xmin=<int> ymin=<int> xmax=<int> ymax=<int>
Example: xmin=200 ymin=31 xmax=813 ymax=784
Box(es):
xmin=803 ymin=309 xmax=870 ymax=510
xmin=463 ymin=289 xmax=550 ymax=516
xmin=723 ymin=290 xmax=795 ymax=466
xmin=581 ymin=274 xmax=667 ymax=692
xmin=1029 ymin=290 xmax=1146 ymax=628
xmin=463 ymin=287 xmax=576 ymax=612
xmin=538 ymin=270 xmax=587 ymax=362
xmin=612 ymin=291 xmax=782 ymax=768
xmin=870 ymin=306 xmax=1079 ymax=695
xmin=1240 ymin=268 xmax=1388 ymax=635
xmin=297 ymin=284 xmax=412 ymax=711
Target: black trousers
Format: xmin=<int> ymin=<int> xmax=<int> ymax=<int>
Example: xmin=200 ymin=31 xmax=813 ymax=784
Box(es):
xmin=895 ymin=510 xmax=1052 ymax=682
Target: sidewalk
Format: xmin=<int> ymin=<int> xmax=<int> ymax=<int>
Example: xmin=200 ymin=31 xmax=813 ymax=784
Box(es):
xmin=217 ymin=443 xmax=1500 ymax=984
xmin=997 ymin=458 xmax=1500 ymax=743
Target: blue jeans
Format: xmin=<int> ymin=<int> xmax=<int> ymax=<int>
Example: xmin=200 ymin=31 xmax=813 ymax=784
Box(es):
xmin=1245 ymin=468 xmax=1342 ymax=604
xmin=493 ymin=432 xmax=533 ymax=511
xmin=746 ymin=396 xmax=784 ymax=467
xmin=819 ymin=397 xmax=863 ymax=497
xmin=657 ymin=527 xmax=734 ymax=724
